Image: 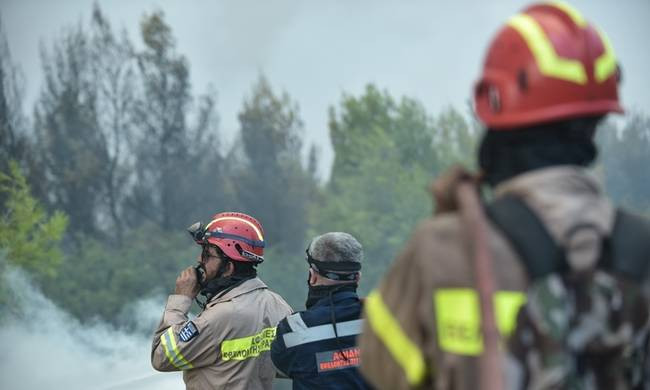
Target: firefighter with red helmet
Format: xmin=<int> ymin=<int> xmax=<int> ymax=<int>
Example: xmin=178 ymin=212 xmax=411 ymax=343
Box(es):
xmin=151 ymin=212 xmax=292 ymax=390
xmin=359 ymin=2 xmax=650 ymax=389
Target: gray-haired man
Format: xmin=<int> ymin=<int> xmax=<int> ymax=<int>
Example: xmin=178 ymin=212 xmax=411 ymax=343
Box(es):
xmin=271 ymin=232 xmax=372 ymax=389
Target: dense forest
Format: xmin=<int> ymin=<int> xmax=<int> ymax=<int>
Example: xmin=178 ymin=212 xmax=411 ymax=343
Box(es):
xmin=1 ymin=5 xmax=649 ymax=330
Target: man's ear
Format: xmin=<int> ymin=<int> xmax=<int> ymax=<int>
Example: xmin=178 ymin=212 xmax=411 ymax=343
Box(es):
xmin=225 ymin=261 xmax=235 ymax=277
xmin=308 ymin=268 xmax=318 ymax=286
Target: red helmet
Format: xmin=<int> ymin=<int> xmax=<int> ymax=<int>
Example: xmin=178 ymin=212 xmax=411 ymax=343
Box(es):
xmin=188 ymin=212 xmax=265 ymax=263
xmin=474 ymin=1 xmax=623 ymax=129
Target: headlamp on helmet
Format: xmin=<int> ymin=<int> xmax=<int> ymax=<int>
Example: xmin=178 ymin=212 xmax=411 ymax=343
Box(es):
xmin=186 ymin=212 xmax=266 ymax=264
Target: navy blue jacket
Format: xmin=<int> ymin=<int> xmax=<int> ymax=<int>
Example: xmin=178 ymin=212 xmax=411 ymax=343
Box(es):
xmin=271 ymin=290 xmax=372 ymax=389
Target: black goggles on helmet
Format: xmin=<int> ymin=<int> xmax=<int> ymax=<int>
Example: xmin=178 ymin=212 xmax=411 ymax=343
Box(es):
xmin=187 ymin=222 xmax=265 ymax=249
xmin=305 ymin=247 xmax=360 ymax=281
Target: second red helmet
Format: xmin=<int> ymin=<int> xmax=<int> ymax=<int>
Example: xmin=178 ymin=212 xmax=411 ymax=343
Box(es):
xmin=474 ymin=1 xmax=623 ymax=129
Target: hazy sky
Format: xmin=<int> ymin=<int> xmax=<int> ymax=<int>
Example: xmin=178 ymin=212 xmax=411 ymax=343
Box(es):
xmin=2 ymin=0 xmax=649 ymax=178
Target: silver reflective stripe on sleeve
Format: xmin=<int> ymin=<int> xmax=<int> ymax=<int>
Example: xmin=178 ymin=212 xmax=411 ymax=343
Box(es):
xmin=160 ymin=327 xmax=194 ymax=370
xmin=282 ymin=319 xmax=363 ymax=348
xmin=286 ymin=313 xmax=308 ymax=332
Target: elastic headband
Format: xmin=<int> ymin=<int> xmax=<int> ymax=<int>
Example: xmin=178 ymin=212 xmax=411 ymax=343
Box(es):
xmin=306 ymin=248 xmax=361 ymax=273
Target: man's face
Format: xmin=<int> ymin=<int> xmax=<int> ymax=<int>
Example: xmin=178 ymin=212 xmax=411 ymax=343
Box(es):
xmin=198 ymin=245 xmax=225 ymax=281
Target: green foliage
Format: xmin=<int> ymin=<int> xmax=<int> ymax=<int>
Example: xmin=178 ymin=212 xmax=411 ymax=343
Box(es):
xmin=140 ymin=11 xmax=174 ymax=56
xmin=38 ymin=223 xmax=195 ymax=324
xmin=88 ymin=4 xmax=138 ymax=245
xmin=315 ymin=85 xmax=478 ymax=293
xmin=0 ymin=16 xmax=28 ymax=179
xmin=0 ymin=251 xmax=14 ymax=320
xmin=320 ymin=87 xmax=434 ymax=291
xmin=128 ymin=10 xmax=224 ymax=231
xmin=257 ymin=247 xmax=308 ymax=311
xmin=32 ymin=15 xmax=112 ymax=239
xmin=234 ymin=76 xmax=315 ymax=254
xmin=598 ymin=113 xmax=650 ymax=215
xmin=329 ymin=85 xmax=435 ymax=179
xmin=317 ymin=86 xmax=431 ymax=289
xmin=431 ymin=107 xmax=479 ymax=172
xmin=312 ymin=152 xmax=432 ymax=293
xmin=0 ymin=161 xmax=68 ymax=277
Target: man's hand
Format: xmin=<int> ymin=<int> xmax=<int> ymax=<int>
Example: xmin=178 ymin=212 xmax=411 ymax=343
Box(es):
xmin=175 ymin=267 xmax=200 ymax=298
xmin=430 ymin=165 xmax=478 ymax=215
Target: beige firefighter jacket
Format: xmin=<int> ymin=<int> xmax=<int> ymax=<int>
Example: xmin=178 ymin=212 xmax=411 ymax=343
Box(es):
xmin=152 ymin=277 xmax=292 ymax=390
xmin=358 ymin=166 xmax=621 ymax=390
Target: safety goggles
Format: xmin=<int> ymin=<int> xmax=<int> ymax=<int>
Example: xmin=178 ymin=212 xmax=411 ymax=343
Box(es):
xmin=200 ymin=245 xmax=221 ymax=263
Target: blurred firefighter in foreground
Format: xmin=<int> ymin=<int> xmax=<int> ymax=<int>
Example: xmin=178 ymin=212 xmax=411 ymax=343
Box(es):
xmin=359 ymin=2 xmax=650 ymax=389
xmin=271 ymin=232 xmax=372 ymax=389
xmin=151 ymin=212 xmax=292 ymax=390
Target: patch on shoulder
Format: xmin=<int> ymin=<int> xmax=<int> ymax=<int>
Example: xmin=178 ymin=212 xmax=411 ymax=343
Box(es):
xmin=316 ymin=347 xmax=361 ymax=372
xmin=179 ymin=321 xmax=199 ymax=342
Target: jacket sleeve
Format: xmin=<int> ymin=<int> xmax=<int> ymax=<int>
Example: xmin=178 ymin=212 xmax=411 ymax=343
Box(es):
xmin=270 ymin=316 xmax=295 ymax=377
xmin=151 ymin=294 xmax=221 ymax=372
xmin=359 ymin=223 xmax=433 ymax=390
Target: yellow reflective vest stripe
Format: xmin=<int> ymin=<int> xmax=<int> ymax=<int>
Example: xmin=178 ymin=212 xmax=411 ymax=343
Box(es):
xmin=434 ymin=288 xmax=526 ymax=356
xmin=366 ymin=290 xmax=428 ymax=386
xmin=220 ymin=326 xmax=276 ymax=361
xmin=161 ymin=327 xmax=194 ymax=370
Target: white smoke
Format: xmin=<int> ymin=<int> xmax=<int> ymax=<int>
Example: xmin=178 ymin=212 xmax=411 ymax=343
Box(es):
xmin=0 ymin=268 xmax=183 ymax=390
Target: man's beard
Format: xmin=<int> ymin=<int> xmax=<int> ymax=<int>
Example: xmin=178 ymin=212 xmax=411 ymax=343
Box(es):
xmin=197 ymin=261 xmax=252 ymax=305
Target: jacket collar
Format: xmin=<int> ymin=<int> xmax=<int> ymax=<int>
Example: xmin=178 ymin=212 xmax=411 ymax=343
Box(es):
xmin=494 ymin=165 xmax=603 ymax=200
xmin=311 ymin=289 xmax=359 ymax=308
xmin=491 ymin=165 xmax=614 ymax=269
xmin=207 ymin=277 xmax=268 ymax=306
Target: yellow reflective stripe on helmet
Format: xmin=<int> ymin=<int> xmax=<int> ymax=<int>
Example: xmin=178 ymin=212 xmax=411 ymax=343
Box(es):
xmin=160 ymin=327 xmax=194 ymax=370
xmin=206 ymin=217 xmax=264 ymax=241
xmin=508 ymin=13 xmax=587 ymax=85
xmin=594 ymin=27 xmax=617 ymax=83
xmin=548 ymin=1 xmax=587 ymax=27
xmin=434 ymin=289 xmax=526 ymax=356
xmin=366 ymin=290 xmax=427 ymax=386
xmin=220 ymin=327 xmax=276 ymax=361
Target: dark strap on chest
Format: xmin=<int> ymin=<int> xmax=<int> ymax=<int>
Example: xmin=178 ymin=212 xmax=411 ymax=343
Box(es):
xmin=486 ymin=196 xmax=650 ymax=282
xmin=485 ymin=196 xmax=567 ymax=279
xmin=606 ymin=209 xmax=650 ymax=282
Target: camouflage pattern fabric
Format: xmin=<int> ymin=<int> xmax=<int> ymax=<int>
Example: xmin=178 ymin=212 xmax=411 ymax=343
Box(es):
xmin=507 ymin=271 xmax=650 ymax=389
